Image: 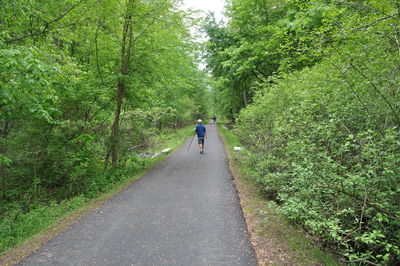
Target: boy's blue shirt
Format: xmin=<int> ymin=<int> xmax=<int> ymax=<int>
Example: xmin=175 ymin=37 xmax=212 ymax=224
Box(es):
xmin=195 ymin=124 xmax=206 ymax=138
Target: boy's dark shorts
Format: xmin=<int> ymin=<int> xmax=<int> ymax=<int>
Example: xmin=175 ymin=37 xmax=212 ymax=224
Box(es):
xmin=198 ymin=137 xmax=205 ymax=145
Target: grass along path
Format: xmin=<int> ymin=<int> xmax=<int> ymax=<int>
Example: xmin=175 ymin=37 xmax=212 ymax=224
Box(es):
xmin=218 ymin=122 xmax=341 ymax=265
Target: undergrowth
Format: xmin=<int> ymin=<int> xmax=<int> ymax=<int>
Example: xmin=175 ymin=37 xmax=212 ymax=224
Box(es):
xmin=218 ymin=122 xmax=340 ymax=265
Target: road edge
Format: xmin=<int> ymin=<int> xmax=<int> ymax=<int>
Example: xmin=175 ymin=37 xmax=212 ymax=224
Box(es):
xmin=216 ymin=126 xmax=261 ymax=266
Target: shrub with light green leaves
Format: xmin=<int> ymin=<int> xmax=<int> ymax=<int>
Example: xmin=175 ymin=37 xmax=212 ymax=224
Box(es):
xmin=236 ymin=25 xmax=400 ymax=265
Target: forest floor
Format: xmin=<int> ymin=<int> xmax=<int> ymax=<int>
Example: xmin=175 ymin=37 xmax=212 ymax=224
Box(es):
xmin=218 ymin=123 xmax=342 ymax=266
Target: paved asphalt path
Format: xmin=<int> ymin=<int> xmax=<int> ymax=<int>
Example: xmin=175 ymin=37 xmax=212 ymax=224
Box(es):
xmin=20 ymin=123 xmax=257 ymax=266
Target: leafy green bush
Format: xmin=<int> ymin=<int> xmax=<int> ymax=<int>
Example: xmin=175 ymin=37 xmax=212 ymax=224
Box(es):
xmin=204 ymin=1 xmax=400 ymax=263
xmin=236 ymin=39 xmax=400 ymax=263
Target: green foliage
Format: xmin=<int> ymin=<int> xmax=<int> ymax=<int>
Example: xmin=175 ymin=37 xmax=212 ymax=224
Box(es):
xmin=218 ymin=123 xmax=340 ymax=265
xmin=0 ymin=0 xmax=209 ymax=254
xmin=207 ymin=0 xmax=400 ymax=264
xmin=205 ymin=0 xmax=329 ymax=120
xmin=0 ymin=196 xmax=85 ymax=254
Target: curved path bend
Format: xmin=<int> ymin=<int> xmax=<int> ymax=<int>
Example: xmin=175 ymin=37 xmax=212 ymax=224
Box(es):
xmin=20 ymin=123 xmax=257 ymax=266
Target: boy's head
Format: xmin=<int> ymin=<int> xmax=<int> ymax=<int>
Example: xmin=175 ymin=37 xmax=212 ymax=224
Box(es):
xmin=197 ymin=119 xmax=202 ymax=124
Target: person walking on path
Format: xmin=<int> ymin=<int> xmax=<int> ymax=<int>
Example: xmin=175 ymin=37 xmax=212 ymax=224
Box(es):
xmin=195 ymin=119 xmax=207 ymax=154
xmin=18 ymin=118 xmax=257 ymax=266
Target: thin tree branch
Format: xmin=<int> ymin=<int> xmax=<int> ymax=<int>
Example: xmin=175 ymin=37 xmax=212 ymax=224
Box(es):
xmin=326 ymin=57 xmax=386 ymax=137
xmin=351 ymin=15 xmax=392 ymax=30
xmin=6 ymin=0 xmax=85 ymax=44
xmin=317 ymin=185 xmax=398 ymax=219
xmin=334 ymin=1 xmax=400 ymax=22
xmin=348 ymin=62 xmax=400 ymax=127
xmin=95 ymin=14 xmax=106 ymax=85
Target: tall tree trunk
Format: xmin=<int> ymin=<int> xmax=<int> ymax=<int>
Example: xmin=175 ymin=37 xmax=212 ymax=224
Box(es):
xmin=109 ymin=79 xmax=125 ymax=165
xmin=0 ymin=120 xmax=10 ymax=201
xmin=106 ymin=0 xmax=135 ymax=166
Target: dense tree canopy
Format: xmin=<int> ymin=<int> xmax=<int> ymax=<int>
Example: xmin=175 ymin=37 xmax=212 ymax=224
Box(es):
xmin=205 ymin=0 xmax=327 ymax=121
xmin=205 ymin=0 xmax=400 ymax=264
